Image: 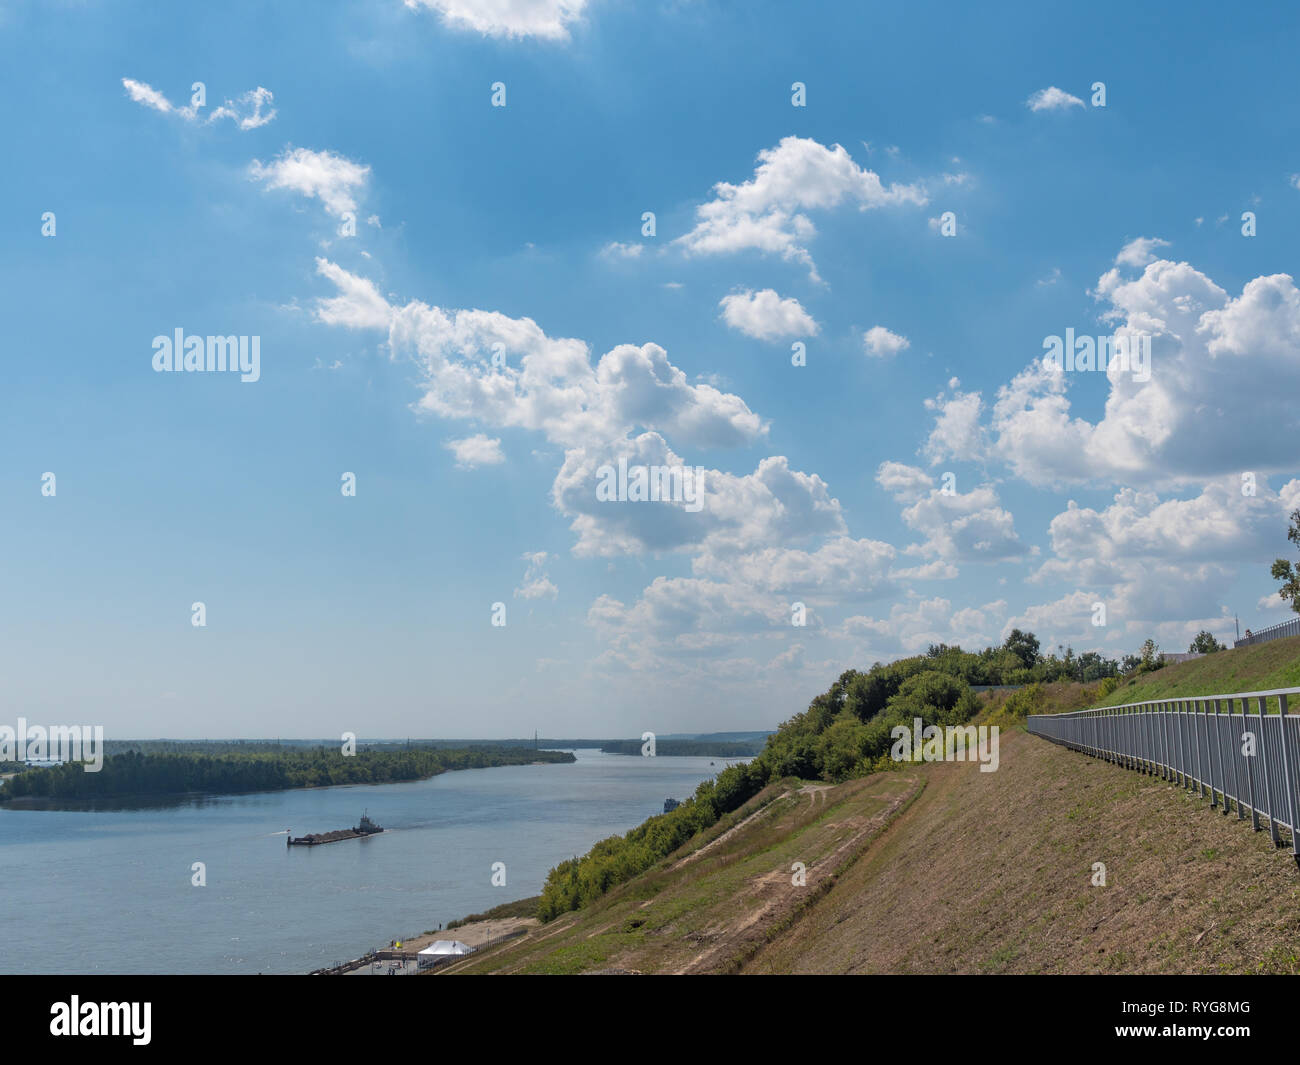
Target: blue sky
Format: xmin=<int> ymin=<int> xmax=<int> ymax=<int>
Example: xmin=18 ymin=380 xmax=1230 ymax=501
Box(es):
xmin=3 ymin=0 xmax=1300 ymax=738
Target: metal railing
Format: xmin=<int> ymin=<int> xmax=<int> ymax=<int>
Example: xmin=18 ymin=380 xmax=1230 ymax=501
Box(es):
xmin=1027 ymin=688 xmax=1300 ymax=862
xmin=1235 ymin=616 xmax=1300 ymax=648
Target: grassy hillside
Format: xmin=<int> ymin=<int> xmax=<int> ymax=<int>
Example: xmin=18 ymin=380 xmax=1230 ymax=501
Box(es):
xmin=438 ymin=772 xmax=922 ymax=975
xmin=1001 ymin=636 xmax=1300 ymax=720
xmin=445 ymin=729 xmax=1300 ymax=975
xmin=745 ymin=729 xmax=1300 ymax=974
xmin=438 ymin=637 xmax=1300 ymax=975
xmin=1097 ymin=635 xmax=1300 ymax=710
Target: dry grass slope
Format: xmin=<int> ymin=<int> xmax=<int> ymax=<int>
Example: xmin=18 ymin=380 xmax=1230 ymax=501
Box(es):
xmin=745 ymin=729 xmax=1300 ymax=974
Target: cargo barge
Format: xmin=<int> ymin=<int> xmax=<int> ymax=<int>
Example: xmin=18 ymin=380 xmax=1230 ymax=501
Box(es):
xmin=287 ymin=812 xmax=383 ymax=846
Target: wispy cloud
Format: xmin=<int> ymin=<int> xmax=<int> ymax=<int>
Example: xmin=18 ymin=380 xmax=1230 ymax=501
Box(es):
xmin=1026 ymin=86 xmax=1084 ymax=112
xmin=121 ymin=78 xmax=277 ymax=129
xmin=446 ymin=434 xmax=506 ymax=469
xmin=404 ymin=0 xmax=589 ymax=41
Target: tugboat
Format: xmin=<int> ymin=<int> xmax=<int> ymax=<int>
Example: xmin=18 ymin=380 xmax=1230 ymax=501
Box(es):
xmin=287 ymin=811 xmax=384 ymax=846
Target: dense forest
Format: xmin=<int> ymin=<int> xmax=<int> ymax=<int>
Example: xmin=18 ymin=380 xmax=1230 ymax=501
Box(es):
xmin=0 ymin=744 xmax=574 ymax=801
xmin=537 ymin=629 xmax=1174 ymax=920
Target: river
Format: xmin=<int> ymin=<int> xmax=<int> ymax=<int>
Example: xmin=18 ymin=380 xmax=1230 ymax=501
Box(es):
xmin=0 ymin=750 xmax=734 ymax=973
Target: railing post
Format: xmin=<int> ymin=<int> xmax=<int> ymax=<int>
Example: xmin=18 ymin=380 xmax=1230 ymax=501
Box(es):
xmin=1147 ymin=702 xmax=1156 ymax=776
xmin=1118 ymin=702 xmax=1128 ymax=769
xmin=1149 ymin=702 xmax=1159 ymax=776
xmin=1200 ymin=698 xmax=1210 ymax=800
xmin=1121 ymin=706 xmax=1127 ymax=766
xmin=1130 ymin=705 xmax=1138 ymax=770
xmin=1176 ymin=700 xmax=1187 ymax=788
xmin=1170 ymin=702 xmax=1180 ymax=785
xmin=1164 ymin=702 xmax=1175 ymax=785
xmin=1243 ymin=698 xmax=1260 ymax=830
xmin=1203 ymin=699 xmax=1215 ymax=807
xmin=1161 ymin=701 xmax=1169 ymax=779
xmin=1159 ymin=701 xmax=1169 ymax=780
xmin=1138 ymin=707 xmax=1149 ymax=775
xmin=1257 ymin=695 xmax=1280 ymax=847
xmin=1277 ymin=693 xmax=1298 ymax=862
xmin=1230 ymin=697 xmax=1245 ymax=820
xmin=1193 ymin=699 xmax=1204 ymax=798
xmin=1213 ymin=698 xmax=1227 ymax=813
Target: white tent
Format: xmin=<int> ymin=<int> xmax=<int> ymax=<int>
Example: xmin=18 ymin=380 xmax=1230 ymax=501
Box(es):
xmin=417 ymin=940 xmax=473 ymax=965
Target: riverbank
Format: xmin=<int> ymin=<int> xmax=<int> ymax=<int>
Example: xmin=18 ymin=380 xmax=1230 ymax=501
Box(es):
xmin=319 ymin=898 xmax=541 ymax=975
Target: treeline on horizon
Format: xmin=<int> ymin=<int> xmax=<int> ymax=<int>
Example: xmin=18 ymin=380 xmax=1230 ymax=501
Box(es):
xmin=537 ymin=629 xmax=1179 ymax=921
xmin=95 ymin=737 xmax=769 ymax=757
xmin=599 ymin=740 xmax=762 ymax=757
xmin=0 ymin=745 xmax=575 ymax=801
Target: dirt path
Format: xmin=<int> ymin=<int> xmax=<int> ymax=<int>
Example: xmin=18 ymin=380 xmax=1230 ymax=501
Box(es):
xmin=674 ymin=777 xmax=921 ymax=974
xmin=672 ymin=795 xmax=785 ymax=868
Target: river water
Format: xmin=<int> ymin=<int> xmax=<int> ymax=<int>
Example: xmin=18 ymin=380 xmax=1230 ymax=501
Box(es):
xmin=0 ymin=750 xmax=731 ymax=973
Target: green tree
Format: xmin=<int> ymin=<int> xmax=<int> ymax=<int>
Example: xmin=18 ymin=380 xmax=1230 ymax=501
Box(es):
xmin=1189 ymin=630 xmax=1226 ymax=654
xmin=1270 ymin=508 xmax=1300 ymax=614
xmin=1003 ymin=629 xmax=1040 ymax=670
xmin=1139 ymin=638 xmax=1161 ymax=672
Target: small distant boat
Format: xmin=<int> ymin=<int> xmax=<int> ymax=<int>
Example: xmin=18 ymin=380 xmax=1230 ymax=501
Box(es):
xmin=287 ymin=812 xmax=384 ymax=847
xmin=663 ymin=797 xmax=681 ymax=813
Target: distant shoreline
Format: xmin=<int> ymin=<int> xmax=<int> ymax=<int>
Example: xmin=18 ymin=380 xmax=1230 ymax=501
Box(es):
xmin=0 ymin=749 xmax=576 ymax=810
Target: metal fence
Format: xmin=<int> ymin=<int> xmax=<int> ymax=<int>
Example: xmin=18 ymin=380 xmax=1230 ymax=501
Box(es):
xmin=1235 ymin=616 xmax=1300 ymax=648
xmin=1027 ymin=688 xmax=1300 ymax=862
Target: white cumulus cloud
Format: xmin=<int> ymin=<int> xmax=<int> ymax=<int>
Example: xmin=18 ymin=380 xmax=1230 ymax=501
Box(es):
xmin=862 ymin=325 xmax=910 ymax=358
xmin=250 ymin=147 xmax=369 ymax=218
xmin=676 ymin=136 xmax=927 ymax=282
xmin=718 ymin=288 xmax=818 ymax=341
